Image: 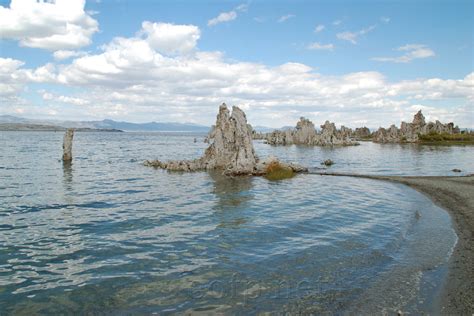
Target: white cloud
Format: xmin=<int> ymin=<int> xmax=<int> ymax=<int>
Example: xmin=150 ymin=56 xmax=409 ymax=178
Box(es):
xmin=307 ymin=42 xmax=334 ymax=51
xmin=0 ymin=0 xmax=99 ymax=51
xmin=41 ymin=91 xmax=89 ymax=105
xmin=141 ymin=22 xmax=200 ymax=55
xmin=372 ymin=44 xmax=435 ymax=63
xmin=0 ymin=57 xmax=26 ymax=96
xmin=314 ymin=24 xmax=325 ymax=33
xmin=235 ymin=4 xmax=249 ymax=12
xmin=380 ymin=16 xmax=390 ymax=23
xmin=208 ymin=11 xmax=237 ymax=26
xmin=278 ymin=14 xmax=295 ymax=23
xmin=53 ymin=50 xmax=87 ymax=61
xmin=332 ymin=20 xmax=342 ymax=26
xmin=2 ymin=23 xmax=473 ymax=128
xmin=207 ymin=3 xmax=248 ymax=27
xmin=336 ymin=25 xmax=375 ymax=44
xmin=336 ymin=31 xmax=357 ymax=44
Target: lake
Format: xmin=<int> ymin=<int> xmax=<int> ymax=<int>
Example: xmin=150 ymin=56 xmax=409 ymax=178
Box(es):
xmin=0 ymin=131 xmax=472 ymax=314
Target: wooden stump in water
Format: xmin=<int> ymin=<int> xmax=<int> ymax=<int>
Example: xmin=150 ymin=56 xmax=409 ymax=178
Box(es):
xmin=62 ymin=129 xmax=74 ymax=161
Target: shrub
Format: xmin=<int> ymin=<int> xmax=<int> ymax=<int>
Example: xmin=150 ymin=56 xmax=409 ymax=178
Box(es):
xmin=264 ymin=161 xmax=295 ymax=181
xmin=418 ymin=132 xmax=474 ymax=143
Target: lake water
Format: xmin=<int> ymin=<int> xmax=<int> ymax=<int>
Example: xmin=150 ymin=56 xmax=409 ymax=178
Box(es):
xmin=0 ymin=131 xmax=471 ymax=314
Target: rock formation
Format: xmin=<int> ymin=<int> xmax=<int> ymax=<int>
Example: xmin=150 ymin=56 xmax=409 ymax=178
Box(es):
xmin=203 ymin=105 xmax=258 ymax=174
xmin=294 ymin=117 xmax=318 ymax=144
xmin=265 ymin=117 xmax=358 ymax=146
xmin=265 ymin=129 xmax=294 ymax=145
xmin=373 ymin=110 xmax=460 ymax=143
xmin=145 ymin=103 xmax=307 ymax=176
xmin=314 ymin=121 xmax=356 ymax=146
xmin=62 ymin=128 xmax=74 ymax=161
xmin=352 ymin=127 xmax=371 ymax=140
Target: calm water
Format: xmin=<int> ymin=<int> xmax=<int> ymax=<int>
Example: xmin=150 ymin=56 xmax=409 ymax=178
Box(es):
xmin=0 ymin=131 xmax=470 ymax=314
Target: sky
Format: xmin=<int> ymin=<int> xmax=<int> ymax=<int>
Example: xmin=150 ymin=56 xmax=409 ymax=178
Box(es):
xmin=0 ymin=0 xmax=473 ymax=128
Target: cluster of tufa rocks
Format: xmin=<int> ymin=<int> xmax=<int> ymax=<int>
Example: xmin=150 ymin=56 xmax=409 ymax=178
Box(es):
xmin=144 ymin=103 xmax=307 ymax=176
xmin=373 ymin=110 xmax=460 ymax=143
xmin=264 ymin=117 xmax=359 ymax=146
xmin=351 ymin=127 xmax=371 ymax=140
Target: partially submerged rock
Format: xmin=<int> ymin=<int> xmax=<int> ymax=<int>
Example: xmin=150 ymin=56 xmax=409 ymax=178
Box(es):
xmin=62 ymin=128 xmax=74 ymax=161
xmin=145 ymin=103 xmax=307 ymax=176
xmin=321 ymin=159 xmax=334 ymax=166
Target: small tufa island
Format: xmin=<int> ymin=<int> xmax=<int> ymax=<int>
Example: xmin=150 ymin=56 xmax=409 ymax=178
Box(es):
xmin=373 ymin=110 xmax=464 ymax=143
xmin=257 ymin=117 xmax=358 ymax=146
xmin=144 ymin=103 xmax=307 ymax=178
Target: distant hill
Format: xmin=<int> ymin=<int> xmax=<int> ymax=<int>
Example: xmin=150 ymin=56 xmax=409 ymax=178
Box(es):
xmin=0 ymin=115 xmax=211 ymax=132
xmin=92 ymin=119 xmax=210 ymax=132
xmin=0 ymin=123 xmax=122 ymax=132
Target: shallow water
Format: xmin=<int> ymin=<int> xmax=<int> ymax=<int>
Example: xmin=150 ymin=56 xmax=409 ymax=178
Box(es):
xmin=253 ymin=139 xmax=473 ymax=176
xmin=0 ymin=131 xmax=467 ymax=314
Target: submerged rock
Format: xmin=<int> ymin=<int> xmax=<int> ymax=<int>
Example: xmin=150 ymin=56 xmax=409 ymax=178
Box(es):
xmin=145 ymin=103 xmax=307 ymax=176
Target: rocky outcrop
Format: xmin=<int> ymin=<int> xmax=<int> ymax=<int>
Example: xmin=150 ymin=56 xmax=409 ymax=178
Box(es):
xmin=373 ymin=124 xmax=400 ymax=143
xmin=265 ymin=117 xmax=358 ymax=146
xmin=203 ymin=105 xmax=258 ymax=174
xmin=294 ymin=117 xmax=318 ymax=144
xmin=62 ymin=129 xmax=74 ymax=161
xmin=352 ymin=127 xmax=372 ymax=140
xmin=373 ymin=110 xmax=460 ymax=143
xmin=145 ymin=103 xmax=307 ymax=176
xmin=314 ymin=121 xmax=356 ymax=146
xmin=265 ymin=129 xmax=294 ymax=145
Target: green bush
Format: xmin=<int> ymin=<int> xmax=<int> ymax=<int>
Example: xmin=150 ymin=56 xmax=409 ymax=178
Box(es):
xmin=264 ymin=161 xmax=295 ymax=181
xmin=418 ymin=132 xmax=474 ymax=143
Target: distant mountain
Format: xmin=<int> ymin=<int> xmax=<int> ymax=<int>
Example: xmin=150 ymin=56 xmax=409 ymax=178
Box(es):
xmin=92 ymin=119 xmax=210 ymax=132
xmin=0 ymin=115 xmax=29 ymax=123
xmin=0 ymin=115 xmax=211 ymax=132
xmin=252 ymin=125 xmax=296 ymax=133
xmin=0 ymin=123 xmax=122 ymax=132
xmin=252 ymin=126 xmax=274 ymax=133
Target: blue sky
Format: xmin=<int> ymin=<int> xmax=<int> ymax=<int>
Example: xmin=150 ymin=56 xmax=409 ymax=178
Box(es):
xmin=0 ymin=0 xmax=473 ymax=127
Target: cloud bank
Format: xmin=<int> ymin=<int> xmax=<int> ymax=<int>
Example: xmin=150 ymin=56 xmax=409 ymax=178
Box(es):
xmin=0 ymin=0 xmax=99 ymax=51
xmin=1 ymin=21 xmax=473 ymax=127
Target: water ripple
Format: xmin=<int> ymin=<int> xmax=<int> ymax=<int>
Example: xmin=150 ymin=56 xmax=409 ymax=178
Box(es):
xmin=0 ymin=132 xmax=460 ymax=314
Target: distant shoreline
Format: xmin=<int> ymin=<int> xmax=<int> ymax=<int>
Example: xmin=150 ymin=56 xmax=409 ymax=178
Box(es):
xmin=308 ymin=172 xmax=474 ymax=314
xmin=0 ymin=123 xmax=123 ymax=132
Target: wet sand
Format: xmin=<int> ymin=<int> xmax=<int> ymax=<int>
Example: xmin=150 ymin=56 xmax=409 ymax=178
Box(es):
xmin=310 ymin=172 xmax=474 ymax=314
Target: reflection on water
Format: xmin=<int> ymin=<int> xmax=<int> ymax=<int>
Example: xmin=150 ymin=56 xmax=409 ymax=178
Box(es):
xmin=254 ymin=140 xmax=474 ymax=176
xmin=0 ymin=132 xmax=463 ymax=314
xmin=62 ymin=160 xmax=73 ymax=192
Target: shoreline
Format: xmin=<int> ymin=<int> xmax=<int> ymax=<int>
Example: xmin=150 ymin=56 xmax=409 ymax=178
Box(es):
xmin=308 ymin=172 xmax=473 ymax=314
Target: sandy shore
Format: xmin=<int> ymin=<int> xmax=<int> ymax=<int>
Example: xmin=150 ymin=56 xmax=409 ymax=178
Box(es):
xmin=310 ymin=172 xmax=474 ymax=314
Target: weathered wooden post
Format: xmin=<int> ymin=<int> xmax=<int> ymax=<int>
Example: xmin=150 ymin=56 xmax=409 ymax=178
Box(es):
xmin=62 ymin=128 xmax=74 ymax=161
